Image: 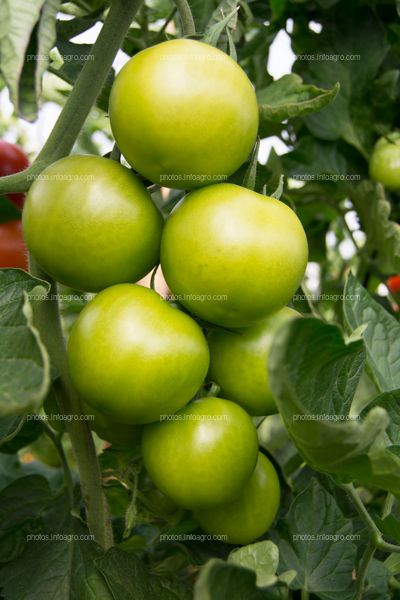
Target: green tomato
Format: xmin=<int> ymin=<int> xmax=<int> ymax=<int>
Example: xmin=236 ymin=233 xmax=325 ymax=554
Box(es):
xmin=141 ymin=397 xmax=259 ymax=510
xmin=161 ymin=184 xmax=308 ymax=328
xmin=23 ymin=155 xmax=163 ymax=292
xmin=109 ymin=39 xmax=258 ymax=189
xmin=194 ymin=452 xmax=280 ymax=545
xmin=67 ymin=284 xmax=209 ymax=424
xmin=81 ymin=401 xmax=142 ymax=447
xmin=208 ymin=307 xmax=300 ymax=416
xmin=369 ymin=133 xmax=400 ymax=190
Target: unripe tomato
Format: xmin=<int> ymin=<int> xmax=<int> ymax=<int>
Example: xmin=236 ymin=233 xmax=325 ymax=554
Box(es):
xmin=22 ymin=155 xmax=163 ymax=292
xmin=194 ymin=453 xmax=280 ymax=545
xmin=387 ymin=275 xmax=400 ymax=294
xmin=67 ymin=284 xmax=209 ymax=424
xmin=208 ymin=307 xmax=300 ymax=415
xmin=369 ymin=133 xmax=400 ymax=190
xmin=82 ymin=401 xmax=142 ymax=447
xmin=141 ymin=397 xmax=259 ymax=510
xmin=161 ymin=184 xmax=308 ymax=328
xmin=109 ymin=39 xmax=258 ymax=189
xmin=0 ymin=220 xmax=28 ymax=269
xmin=0 ymin=140 xmax=29 ymax=209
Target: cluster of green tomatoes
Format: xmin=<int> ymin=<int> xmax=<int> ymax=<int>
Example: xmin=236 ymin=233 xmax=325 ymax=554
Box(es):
xmin=22 ymin=39 xmax=309 ymax=545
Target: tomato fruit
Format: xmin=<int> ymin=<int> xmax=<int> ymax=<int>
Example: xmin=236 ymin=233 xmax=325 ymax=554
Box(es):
xmin=369 ymin=133 xmax=400 ymax=190
xmin=67 ymin=284 xmax=209 ymax=424
xmin=141 ymin=397 xmax=259 ymax=510
xmin=161 ymin=183 xmax=308 ymax=328
xmin=387 ymin=275 xmax=400 ymax=295
xmin=208 ymin=307 xmax=300 ymax=416
xmin=0 ymin=220 xmax=28 ymax=269
xmin=82 ymin=401 xmax=142 ymax=447
xmin=109 ymin=39 xmax=258 ymax=189
xmin=0 ymin=140 xmax=29 ymax=209
xmin=194 ymin=452 xmax=280 ymax=545
xmin=22 ymin=155 xmax=163 ymax=292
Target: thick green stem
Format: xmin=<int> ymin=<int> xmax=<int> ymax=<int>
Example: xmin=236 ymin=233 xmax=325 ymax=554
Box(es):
xmin=340 ymin=484 xmax=400 ymax=554
xmin=174 ymin=0 xmax=196 ymax=36
xmin=354 ymin=540 xmax=375 ymax=600
xmin=31 ymin=258 xmax=113 ymax=549
xmin=0 ymin=0 xmax=143 ymax=194
xmin=41 ymin=420 xmax=74 ymax=507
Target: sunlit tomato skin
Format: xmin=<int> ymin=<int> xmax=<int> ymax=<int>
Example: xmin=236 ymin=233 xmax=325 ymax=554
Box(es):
xmin=141 ymin=397 xmax=259 ymax=510
xmin=160 ymin=184 xmax=308 ymax=328
xmin=194 ymin=453 xmax=280 ymax=545
xmin=370 ymin=133 xmax=400 ymax=190
xmin=22 ymin=155 xmax=163 ymax=292
xmin=81 ymin=401 xmax=142 ymax=447
xmin=0 ymin=140 xmax=29 ymax=209
xmin=109 ymin=39 xmax=259 ymax=189
xmin=208 ymin=307 xmax=300 ymax=416
xmin=67 ymin=284 xmax=210 ymax=424
xmin=387 ymin=275 xmax=400 ymax=294
xmin=0 ymin=220 xmax=28 ymax=269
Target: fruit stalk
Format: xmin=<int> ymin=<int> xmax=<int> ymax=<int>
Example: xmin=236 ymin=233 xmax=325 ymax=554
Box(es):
xmin=174 ymin=0 xmax=196 ymax=36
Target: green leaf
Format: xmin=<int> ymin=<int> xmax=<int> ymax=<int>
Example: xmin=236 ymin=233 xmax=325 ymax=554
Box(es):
xmin=296 ymin=7 xmax=389 ymax=156
xmin=202 ymin=3 xmax=240 ymax=48
xmin=344 ymin=273 xmax=400 ymax=392
xmin=282 ymin=136 xmax=348 ymax=179
xmin=194 ymin=558 xmax=274 ymax=600
xmin=270 ymin=175 xmax=284 ymax=199
xmin=94 ymin=548 xmax=192 ymax=599
xmin=228 ymin=541 xmax=279 ymax=587
xmin=257 ymin=74 xmax=339 ymax=124
xmin=0 ymin=0 xmax=61 ymax=120
xmin=0 ymin=269 xmax=50 ymax=417
xmin=0 ymin=0 xmax=45 ymax=116
xmin=350 ymin=182 xmax=400 ymax=274
xmin=0 ymin=415 xmax=42 ymax=452
xmin=269 ymin=317 xmax=400 ymax=496
xmin=242 ymin=138 xmax=260 ymax=191
xmin=278 ymin=479 xmax=356 ymax=599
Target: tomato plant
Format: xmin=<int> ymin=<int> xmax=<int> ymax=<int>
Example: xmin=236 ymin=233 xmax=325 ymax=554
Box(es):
xmin=0 ymin=219 xmax=28 ymax=269
xmin=161 ymin=183 xmax=308 ymax=327
xmin=0 ymin=140 xmax=29 ymax=209
xmin=0 ymin=1 xmax=399 ymax=599
xmin=109 ymin=39 xmax=259 ymax=189
xmin=141 ymin=397 xmax=259 ymax=509
xmin=67 ymin=284 xmax=210 ymax=424
xmin=207 ymin=307 xmax=300 ymax=415
xmin=194 ymin=453 xmax=280 ymax=545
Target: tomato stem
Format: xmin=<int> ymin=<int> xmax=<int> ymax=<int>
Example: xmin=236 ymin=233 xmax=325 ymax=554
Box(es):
xmin=0 ymin=0 xmax=144 ymax=195
xmin=30 ymin=257 xmax=114 ymax=549
xmin=174 ymin=0 xmax=196 ymax=36
xmin=40 ymin=420 xmax=75 ymax=507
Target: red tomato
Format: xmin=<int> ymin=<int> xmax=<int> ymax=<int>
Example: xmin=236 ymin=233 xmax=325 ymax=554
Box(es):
xmin=387 ymin=275 xmax=400 ymax=295
xmin=0 ymin=220 xmax=28 ymax=269
xmin=0 ymin=140 xmax=29 ymax=209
